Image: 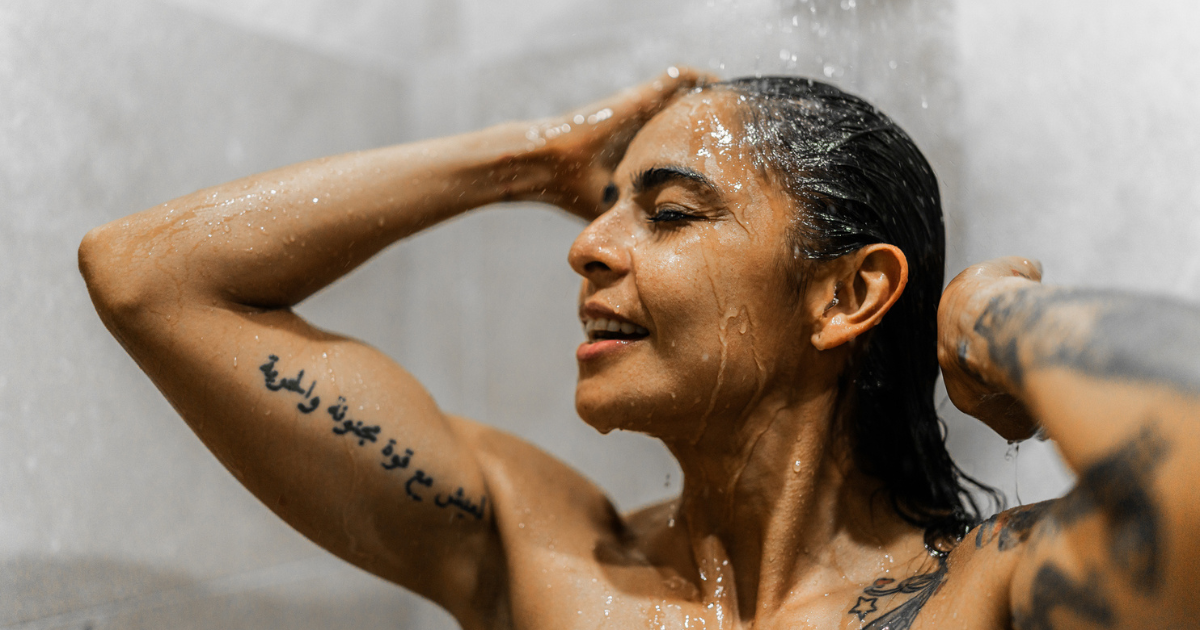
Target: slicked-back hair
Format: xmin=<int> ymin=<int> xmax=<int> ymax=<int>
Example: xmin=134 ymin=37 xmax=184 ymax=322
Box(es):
xmin=717 ymin=76 xmax=1002 ymax=540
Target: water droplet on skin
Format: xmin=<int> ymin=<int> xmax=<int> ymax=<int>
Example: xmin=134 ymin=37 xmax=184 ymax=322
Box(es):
xmin=793 ymin=459 xmax=802 ymax=472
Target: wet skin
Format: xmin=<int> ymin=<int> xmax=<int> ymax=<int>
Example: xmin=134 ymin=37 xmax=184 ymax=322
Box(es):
xmin=80 ymin=72 xmax=1200 ymax=629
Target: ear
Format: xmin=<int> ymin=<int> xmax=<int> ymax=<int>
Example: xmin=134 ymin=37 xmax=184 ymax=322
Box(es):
xmin=809 ymin=244 xmax=909 ymax=351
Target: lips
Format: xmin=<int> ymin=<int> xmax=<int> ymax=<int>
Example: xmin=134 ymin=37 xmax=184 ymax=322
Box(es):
xmin=583 ymin=316 xmax=650 ymax=342
xmin=577 ymin=306 xmax=650 ymax=362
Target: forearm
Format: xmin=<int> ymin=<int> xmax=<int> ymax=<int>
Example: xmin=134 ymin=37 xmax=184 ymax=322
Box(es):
xmin=964 ymin=281 xmax=1200 ymax=461
xmin=80 ymin=122 xmax=547 ymax=315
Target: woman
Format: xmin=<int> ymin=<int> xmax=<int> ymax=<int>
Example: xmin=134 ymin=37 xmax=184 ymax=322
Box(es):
xmin=80 ymin=70 xmax=1200 ymax=628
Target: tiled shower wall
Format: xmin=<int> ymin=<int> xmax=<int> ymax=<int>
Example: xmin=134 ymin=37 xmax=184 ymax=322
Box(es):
xmin=2 ymin=0 xmax=1196 ymax=626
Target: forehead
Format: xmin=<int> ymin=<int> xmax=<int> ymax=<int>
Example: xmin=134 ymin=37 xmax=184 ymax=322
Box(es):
xmin=616 ymin=89 xmax=752 ymax=184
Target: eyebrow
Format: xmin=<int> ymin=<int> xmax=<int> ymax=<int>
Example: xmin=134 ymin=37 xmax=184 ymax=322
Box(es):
xmin=631 ymin=165 xmax=721 ymax=197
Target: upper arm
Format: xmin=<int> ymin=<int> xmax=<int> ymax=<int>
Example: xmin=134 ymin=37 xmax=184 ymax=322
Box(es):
xmin=1006 ymin=416 xmax=1200 ymax=629
xmin=92 ymin=289 xmax=505 ymax=620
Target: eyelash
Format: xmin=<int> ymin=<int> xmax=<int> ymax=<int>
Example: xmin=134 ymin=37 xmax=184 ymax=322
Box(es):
xmin=647 ymin=206 xmax=697 ymax=224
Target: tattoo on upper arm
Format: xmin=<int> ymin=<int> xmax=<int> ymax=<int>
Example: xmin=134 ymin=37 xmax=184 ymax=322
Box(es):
xmin=974 ymin=288 xmax=1200 ymax=391
xmin=1013 ymin=564 xmax=1114 ymax=630
xmin=974 ymin=502 xmax=1053 ymax=552
xmin=847 ymin=556 xmax=947 ymax=629
xmin=1010 ymin=425 xmax=1168 ymax=629
xmin=257 ymin=354 xmax=489 ymax=521
xmin=1053 ymin=425 xmax=1168 ymax=595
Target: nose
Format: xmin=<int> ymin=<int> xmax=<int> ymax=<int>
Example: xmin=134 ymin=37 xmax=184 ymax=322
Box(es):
xmin=568 ymin=209 xmax=631 ymax=287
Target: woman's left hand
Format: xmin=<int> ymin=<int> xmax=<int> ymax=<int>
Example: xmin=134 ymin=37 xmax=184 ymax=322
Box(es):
xmin=937 ymin=257 xmax=1043 ymax=441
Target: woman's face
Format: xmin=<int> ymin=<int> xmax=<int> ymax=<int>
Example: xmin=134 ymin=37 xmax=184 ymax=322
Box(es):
xmin=569 ymin=89 xmax=823 ymax=441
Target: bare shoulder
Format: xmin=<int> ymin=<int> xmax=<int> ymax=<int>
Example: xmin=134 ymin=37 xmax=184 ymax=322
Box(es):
xmin=901 ymin=501 xmax=1060 ymax=629
xmin=449 ymin=416 xmax=625 ymax=537
xmin=967 ymin=501 xmax=1057 ymax=556
xmin=828 ymin=503 xmax=1060 ymax=630
xmin=942 ymin=501 xmax=1059 ymax=594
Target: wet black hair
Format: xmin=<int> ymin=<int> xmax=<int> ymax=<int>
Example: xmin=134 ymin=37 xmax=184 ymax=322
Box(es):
xmin=717 ymin=76 xmax=1003 ymax=540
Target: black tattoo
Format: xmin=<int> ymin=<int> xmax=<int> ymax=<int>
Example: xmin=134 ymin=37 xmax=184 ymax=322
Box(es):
xmin=332 ymin=419 xmax=381 ymax=446
xmin=1053 ymin=425 xmax=1168 ymax=595
xmin=975 ymin=288 xmax=1200 ymax=391
xmin=435 ymin=487 xmax=488 ymax=520
xmin=974 ymin=502 xmax=1053 ymax=552
xmin=259 ymin=355 xmax=323 ymax=413
xmin=406 ymin=469 xmax=433 ymax=501
xmin=848 ymin=557 xmax=947 ymax=630
xmin=849 ymin=596 xmax=877 ymax=621
xmin=380 ymin=440 xmax=413 ymax=470
xmin=1013 ymin=564 xmax=1113 ymax=630
xmin=257 ymin=355 xmax=489 ymax=521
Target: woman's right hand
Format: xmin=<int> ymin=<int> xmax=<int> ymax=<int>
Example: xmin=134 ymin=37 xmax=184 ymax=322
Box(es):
xmin=516 ymin=67 xmax=713 ymax=220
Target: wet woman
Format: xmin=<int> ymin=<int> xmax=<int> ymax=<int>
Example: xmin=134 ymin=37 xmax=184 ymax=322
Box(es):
xmin=80 ymin=71 xmax=1200 ymax=628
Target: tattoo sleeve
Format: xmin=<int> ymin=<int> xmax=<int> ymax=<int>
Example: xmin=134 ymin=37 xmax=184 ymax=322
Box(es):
xmin=974 ymin=502 xmax=1053 ymax=552
xmin=1052 ymin=425 xmax=1168 ymax=596
xmin=974 ymin=288 xmax=1200 ymax=392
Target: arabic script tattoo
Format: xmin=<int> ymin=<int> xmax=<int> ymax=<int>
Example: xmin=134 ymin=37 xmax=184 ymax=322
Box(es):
xmin=257 ymin=354 xmax=488 ymax=521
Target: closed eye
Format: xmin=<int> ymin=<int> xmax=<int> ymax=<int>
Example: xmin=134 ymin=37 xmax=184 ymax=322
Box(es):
xmin=647 ymin=206 xmax=698 ymax=224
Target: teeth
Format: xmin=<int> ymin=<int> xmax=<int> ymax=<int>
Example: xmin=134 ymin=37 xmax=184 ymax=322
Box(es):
xmin=582 ymin=317 xmax=649 ymax=339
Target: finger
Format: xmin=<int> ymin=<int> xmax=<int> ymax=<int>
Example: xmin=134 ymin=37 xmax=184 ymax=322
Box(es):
xmin=577 ymin=67 xmax=715 ymax=132
xmin=972 ymin=256 xmax=1044 ymax=283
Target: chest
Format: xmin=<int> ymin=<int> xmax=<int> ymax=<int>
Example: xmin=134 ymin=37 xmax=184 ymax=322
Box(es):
xmin=497 ymin=547 xmax=1010 ymax=630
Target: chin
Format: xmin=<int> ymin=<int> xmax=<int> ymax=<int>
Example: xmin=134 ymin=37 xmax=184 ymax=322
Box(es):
xmin=575 ymin=383 xmax=630 ymax=435
xmin=574 ymin=378 xmax=698 ymax=440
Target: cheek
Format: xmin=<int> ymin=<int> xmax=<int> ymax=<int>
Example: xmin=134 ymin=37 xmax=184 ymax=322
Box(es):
xmin=645 ymin=230 xmax=798 ymax=367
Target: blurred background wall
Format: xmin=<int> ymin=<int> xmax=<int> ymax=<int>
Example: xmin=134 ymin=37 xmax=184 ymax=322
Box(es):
xmin=1 ymin=0 xmax=1197 ymax=626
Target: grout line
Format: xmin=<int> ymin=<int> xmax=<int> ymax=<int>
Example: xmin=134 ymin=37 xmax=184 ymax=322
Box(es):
xmin=0 ymin=555 xmax=340 ymax=630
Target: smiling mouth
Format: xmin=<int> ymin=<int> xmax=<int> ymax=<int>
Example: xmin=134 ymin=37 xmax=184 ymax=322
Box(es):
xmin=584 ymin=317 xmax=650 ymax=343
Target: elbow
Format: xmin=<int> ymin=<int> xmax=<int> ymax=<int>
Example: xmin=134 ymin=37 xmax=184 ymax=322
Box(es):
xmin=78 ymin=224 xmax=159 ymax=324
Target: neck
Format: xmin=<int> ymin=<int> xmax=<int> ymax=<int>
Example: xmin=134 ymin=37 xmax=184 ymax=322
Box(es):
xmin=662 ymin=385 xmax=919 ymax=623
